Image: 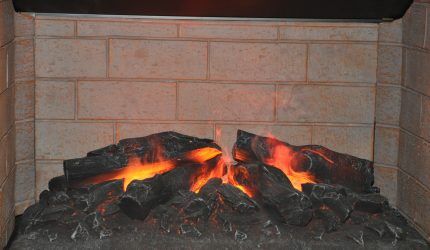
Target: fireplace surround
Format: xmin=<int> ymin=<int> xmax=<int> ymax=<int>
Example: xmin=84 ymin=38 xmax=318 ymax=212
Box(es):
xmin=1 ymin=0 xmax=430 ymax=247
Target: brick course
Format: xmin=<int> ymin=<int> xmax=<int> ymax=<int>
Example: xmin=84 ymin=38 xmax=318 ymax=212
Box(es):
xmin=0 ymin=1 xmax=15 ymax=244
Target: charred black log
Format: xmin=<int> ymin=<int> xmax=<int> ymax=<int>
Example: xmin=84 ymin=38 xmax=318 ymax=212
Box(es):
xmin=235 ymin=163 xmax=313 ymax=226
xmin=354 ymin=193 xmax=388 ymax=214
xmin=217 ymin=184 xmax=259 ymax=214
xmin=233 ymin=130 xmax=375 ymax=193
xmin=87 ymin=180 xmax=124 ymax=210
xmin=64 ymin=131 xmax=221 ymax=183
xmin=302 ymin=183 xmax=353 ymax=222
xmin=119 ymin=165 xmax=199 ymax=220
xmin=64 ymin=155 xmax=127 ymax=183
xmin=48 ymin=175 xmax=68 ymax=192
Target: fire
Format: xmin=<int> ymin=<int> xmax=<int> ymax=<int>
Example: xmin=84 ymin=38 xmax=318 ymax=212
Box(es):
xmin=82 ymin=147 xmax=222 ymax=191
xmin=190 ymin=128 xmax=254 ymax=197
xmin=190 ymin=156 xmax=254 ymax=197
xmin=264 ymin=143 xmax=316 ymax=191
xmin=81 ymin=131 xmax=319 ymax=198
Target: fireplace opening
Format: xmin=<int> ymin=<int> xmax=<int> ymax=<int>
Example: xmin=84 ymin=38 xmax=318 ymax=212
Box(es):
xmin=2 ymin=0 xmax=430 ymax=248
xmin=8 ymin=131 xmax=429 ymax=249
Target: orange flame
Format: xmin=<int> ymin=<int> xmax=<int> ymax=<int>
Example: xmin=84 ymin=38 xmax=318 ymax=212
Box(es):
xmin=190 ymin=130 xmax=254 ymax=198
xmin=82 ymin=147 xmax=222 ymax=191
xmin=264 ymin=143 xmax=316 ymax=191
xmin=190 ymin=156 xmax=254 ymax=198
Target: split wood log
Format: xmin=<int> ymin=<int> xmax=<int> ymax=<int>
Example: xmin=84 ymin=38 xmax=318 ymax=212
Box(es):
xmin=64 ymin=131 xmax=221 ymax=183
xmin=233 ymin=130 xmax=375 ymax=193
xmin=234 ymin=163 xmax=313 ymax=226
xmin=119 ymin=164 xmax=199 ymax=220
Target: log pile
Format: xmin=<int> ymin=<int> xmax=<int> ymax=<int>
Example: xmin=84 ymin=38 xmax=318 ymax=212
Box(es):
xmin=15 ymin=131 xmax=428 ymax=248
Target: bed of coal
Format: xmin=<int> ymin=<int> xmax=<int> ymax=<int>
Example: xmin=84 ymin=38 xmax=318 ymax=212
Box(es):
xmin=7 ymin=131 xmax=430 ymax=249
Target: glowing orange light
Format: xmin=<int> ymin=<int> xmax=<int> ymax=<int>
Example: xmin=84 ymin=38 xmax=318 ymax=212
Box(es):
xmin=263 ymin=140 xmax=316 ymax=191
xmin=83 ymin=147 xmax=222 ymax=191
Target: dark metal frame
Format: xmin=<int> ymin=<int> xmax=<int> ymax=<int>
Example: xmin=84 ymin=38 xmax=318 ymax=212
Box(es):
xmin=13 ymin=0 xmax=413 ymax=22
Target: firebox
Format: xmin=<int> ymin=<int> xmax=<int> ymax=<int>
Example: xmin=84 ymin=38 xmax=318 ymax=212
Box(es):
xmin=1 ymin=0 xmax=430 ymax=248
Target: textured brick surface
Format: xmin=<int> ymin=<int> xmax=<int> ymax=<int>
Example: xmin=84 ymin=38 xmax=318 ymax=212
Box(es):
xmin=210 ymin=42 xmax=307 ymax=82
xmin=308 ymin=44 xmax=377 ymax=83
xmin=422 ymin=96 xmax=430 ymax=141
xmin=374 ymin=126 xmax=400 ymax=166
xmin=6 ymin=41 xmax=14 ymax=86
xmin=398 ymin=171 xmax=430 ymax=238
xmin=35 ymin=38 xmax=106 ymax=78
xmin=15 ymin=121 xmax=34 ymax=162
xmin=0 ymin=0 xmax=14 ymax=47
xmin=14 ymin=13 xmax=35 ymax=38
xmin=215 ymin=124 xmax=312 ymax=153
xmin=109 ymin=39 xmax=207 ymax=79
xmin=15 ymin=82 xmax=35 ymax=121
xmin=14 ymin=38 xmax=34 ymax=81
xmin=0 ymin=46 xmax=6 ymax=93
xmin=0 ymin=87 xmax=14 ymax=138
xmin=377 ymin=45 xmax=403 ymax=85
xmin=78 ymin=81 xmax=176 ymax=120
xmin=36 ymin=121 xmax=114 ymax=160
xmin=399 ymin=131 xmax=430 ymax=190
xmin=403 ymin=4 xmax=426 ymax=47
xmin=312 ymin=126 xmax=374 ymax=160
xmin=15 ymin=161 xmax=35 ymax=203
xmin=374 ymin=165 xmax=398 ymax=205
xmin=398 ymin=3 xmax=430 ymax=237
xmin=117 ymin=123 xmax=214 ymax=141
xmin=0 ymin=1 xmax=15 ymax=243
xmin=0 ymin=171 xmax=15 ymax=241
xmin=427 ymin=8 xmax=430 ymax=50
xmin=277 ymin=85 xmax=375 ymax=123
xmin=180 ymin=23 xmax=277 ymax=40
xmin=404 ymin=49 xmax=430 ymax=96
xmin=78 ymin=21 xmax=177 ymax=37
xmin=400 ymin=89 xmax=422 ymax=136
xmin=35 ymin=80 xmax=75 ymax=119
xmin=378 ymin=19 xmax=402 ymax=43
xmin=0 ymin=133 xmax=11 ymax=184
xmin=178 ymin=82 xmax=275 ymax=121
xmin=280 ymin=26 xmax=377 ymax=41
xmin=375 ymin=86 xmax=401 ymax=125
xmin=35 ymin=19 xmax=75 ymax=37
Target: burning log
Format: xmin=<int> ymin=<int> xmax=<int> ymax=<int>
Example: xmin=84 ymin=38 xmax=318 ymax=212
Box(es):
xmin=64 ymin=131 xmax=222 ymax=183
xmin=119 ymin=164 xmax=199 ymax=220
xmin=64 ymin=155 xmax=126 ymax=184
xmin=234 ymin=163 xmax=313 ymax=226
xmin=233 ymin=130 xmax=375 ymax=193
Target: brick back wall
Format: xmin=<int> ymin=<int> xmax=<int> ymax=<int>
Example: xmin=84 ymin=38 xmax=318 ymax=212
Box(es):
xmin=0 ymin=0 xmax=15 ymax=247
xmin=14 ymin=12 xmax=35 ymax=215
xmin=32 ymin=15 xmax=379 ymax=196
xmin=398 ymin=1 xmax=430 ymax=240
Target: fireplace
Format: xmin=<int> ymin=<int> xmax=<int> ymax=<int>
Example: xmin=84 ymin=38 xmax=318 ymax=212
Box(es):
xmin=1 ymin=0 xmax=430 ymax=248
